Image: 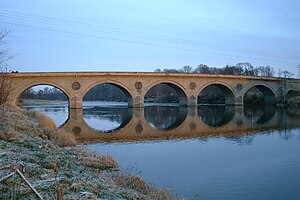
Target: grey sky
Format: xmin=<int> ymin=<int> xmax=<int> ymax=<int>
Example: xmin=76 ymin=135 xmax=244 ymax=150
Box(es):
xmin=1 ymin=0 xmax=299 ymax=75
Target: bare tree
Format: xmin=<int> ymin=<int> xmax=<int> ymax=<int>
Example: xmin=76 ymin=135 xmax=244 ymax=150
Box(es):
xmin=279 ymin=70 xmax=294 ymax=78
xmin=257 ymin=65 xmax=274 ymax=77
xmin=0 ymin=29 xmax=12 ymax=110
xmin=179 ymin=65 xmax=193 ymax=73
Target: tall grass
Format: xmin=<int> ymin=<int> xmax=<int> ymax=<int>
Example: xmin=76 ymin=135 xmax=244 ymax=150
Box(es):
xmin=21 ymin=109 xmax=76 ymax=147
xmin=31 ymin=110 xmax=56 ymax=129
xmin=75 ymin=147 xmax=118 ymax=170
xmin=49 ymin=129 xmax=77 ymax=147
xmin=113 ymin=170 xmax=176 ymax=200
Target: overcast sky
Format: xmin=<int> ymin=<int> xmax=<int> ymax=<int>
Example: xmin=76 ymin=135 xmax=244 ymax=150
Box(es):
xmin=1 ymin=0 xmax=299 ymax=75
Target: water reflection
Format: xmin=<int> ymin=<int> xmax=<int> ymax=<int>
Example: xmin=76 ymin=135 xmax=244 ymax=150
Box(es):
xmin=24 ymin=104 xmax=69 ymax=127
xmin=144 ymin=106 xmax=187 ymax=130
xmin=56 ymin=104 xmax=300 ymax=143
xmin=26 ymin=103 xmax=300 ymax=143
xmin=244 ymin=105 xmax=276 ymax=124
xmin=27 ymin=103 xmax=300 ymax=200
xmin=83 ymin=106 xmax=132 ymax=132
xmin=198 ymin=106 xmax=235 ymax=127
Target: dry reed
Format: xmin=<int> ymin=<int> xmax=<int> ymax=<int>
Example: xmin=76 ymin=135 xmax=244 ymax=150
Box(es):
xmin=75 ymin=147 xmax=118 ymax=170
xmin=34 ymin=111 xmax=56 ymax=129
xmin=50 ymin=129 xmax=77 ymax=147
xmin=113 ymin=171 xmax=176 ymax=199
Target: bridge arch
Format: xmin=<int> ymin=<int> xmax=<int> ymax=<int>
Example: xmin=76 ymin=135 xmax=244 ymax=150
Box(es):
xmin=243 ymin=84 xmax=276 ymax=105
xmin=83 ymin=80 xmax=133 ymax=106
xmin=144 ymin=81 xmax=188 ymax=106
xmin=14 ymin=81 xmax=71 ymax=105
xmin=197 ymin=82 xmax=236 ymax=105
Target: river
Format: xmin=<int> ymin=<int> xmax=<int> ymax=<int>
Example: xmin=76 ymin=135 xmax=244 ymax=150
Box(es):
xmin=24 ymin=102 xmax=300 ymax=199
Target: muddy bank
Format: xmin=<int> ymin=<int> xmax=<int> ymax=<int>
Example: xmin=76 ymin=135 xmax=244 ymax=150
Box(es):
xmin=0 ymin=105 xmax=176 ymax=199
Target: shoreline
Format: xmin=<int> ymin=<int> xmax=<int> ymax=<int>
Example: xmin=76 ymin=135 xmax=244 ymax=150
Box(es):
xmin=0 ymin=105 xmax=176 ymax=199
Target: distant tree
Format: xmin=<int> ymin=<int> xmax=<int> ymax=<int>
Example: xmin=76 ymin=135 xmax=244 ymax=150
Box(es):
xmin=43 ymin=87 xmax=50 ymax=94
xmin=193 ymin=64 xmax=211 ymax=74
xmin=154 ymin=68 xmax=162 ymax=72
xmin=153 ymin=62 xmax=276 ymax=77
xmin=222 ymin=65 xmax=237 ymax=75
xmin=257 ymin=65 xmax=274 ymax=77
xmin=163 ymin=68 xmax=179 ymax=73
xmin=279 ymin=70 xmax=294 ymax=78
xmin=22 ymin=88 xmax=35 ymax=99
xmin=83 ymin=84 xmax=127 ymax=102
xmin=236 ymin=62 xmax=255 ymax=76
xmin=230 ymin=65 xmax=244 ymax=75
xmin=179 ymin=65 xmax=193 ymax=73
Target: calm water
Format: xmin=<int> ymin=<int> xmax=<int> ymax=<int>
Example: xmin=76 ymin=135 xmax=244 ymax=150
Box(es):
xmin=25 ymin=102 xmax=300 ymax=199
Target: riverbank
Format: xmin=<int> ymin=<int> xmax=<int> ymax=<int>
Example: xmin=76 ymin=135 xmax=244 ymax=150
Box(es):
xmin=0 ymin=105 xmax=176 ymax=199
xmin=20 ymin=99 xmax=67 ymax=106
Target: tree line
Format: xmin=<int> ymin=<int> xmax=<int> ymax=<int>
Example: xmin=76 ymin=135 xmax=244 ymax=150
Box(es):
xmin=21 ymin=87 xmax=68 ymax=101
xmin=154 ymin=62 xmax=295 ymax=77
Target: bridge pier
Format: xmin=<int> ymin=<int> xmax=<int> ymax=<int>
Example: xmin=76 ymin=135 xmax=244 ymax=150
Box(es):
xmin=129 ymin=96 xmax=144 ymax=108
xmin=225 ymin=96 xmax=244 ymax=106
xmin=69 ymin=96 xmax=83 ymax=109
xmin=186 ymin=96 xmax=197 ymax=107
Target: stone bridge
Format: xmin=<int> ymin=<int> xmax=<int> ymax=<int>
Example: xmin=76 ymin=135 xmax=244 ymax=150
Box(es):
xmin=7 ymin=72 xmax=300 ymax=108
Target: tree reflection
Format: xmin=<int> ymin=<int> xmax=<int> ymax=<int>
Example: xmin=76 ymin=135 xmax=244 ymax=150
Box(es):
xmin=144 ymin=106 xmax=187 ymax=130
xmin=198 ymin=106 xmax=235 ymax=127
xmin=83 ymin=106 xmax=132 ymax=132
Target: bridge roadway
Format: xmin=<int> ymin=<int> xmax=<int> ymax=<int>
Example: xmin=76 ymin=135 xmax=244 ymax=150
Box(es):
xmin=61 ymin=107 xmax=300 ymax=143
xmin=8 ymin=72 xmax=300 ymax=108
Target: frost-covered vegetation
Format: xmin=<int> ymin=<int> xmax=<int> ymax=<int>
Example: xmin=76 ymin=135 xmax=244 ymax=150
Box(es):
xmin=0 ymin=105 xmax=177 ymax=199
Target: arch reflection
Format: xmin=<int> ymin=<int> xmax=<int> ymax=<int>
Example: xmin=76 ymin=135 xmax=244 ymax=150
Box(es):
xmin=243 ymin=105 xmax=276 ymax=124
xmin=144 ymin=106 xmax=187 ymax=131
xmin=198 ymin=106 xmax=235 ymax=127
xmin=83 ymin=105 xmax=132 ymax=132
xmin=60 ymin=105 xmax=300 ymax=143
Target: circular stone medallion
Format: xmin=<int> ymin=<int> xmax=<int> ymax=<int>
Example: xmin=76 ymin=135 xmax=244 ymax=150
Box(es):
xmin=72 ymin=126 xmax=81 ymax=135
xmin=189 ymin=82 xmax=196 ymax=90
xmin=135 ymin=82 xmax=143 ymax=90
xmin=72 ymin=82 xmax=81 ymax=90
xmin=236 ymin=84 xmax=242 ymax=91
